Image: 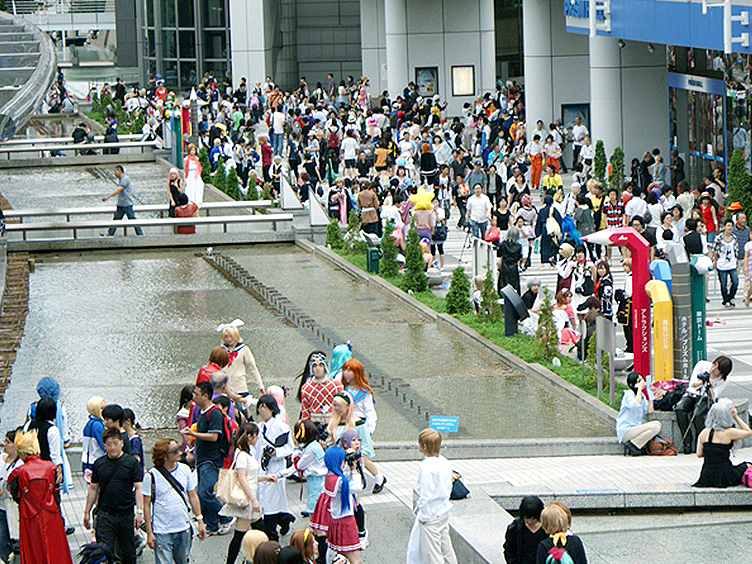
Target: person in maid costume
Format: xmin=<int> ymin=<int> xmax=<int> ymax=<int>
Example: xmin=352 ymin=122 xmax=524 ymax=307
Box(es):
xmin=255 ymin=393 xmax=296 ymax=541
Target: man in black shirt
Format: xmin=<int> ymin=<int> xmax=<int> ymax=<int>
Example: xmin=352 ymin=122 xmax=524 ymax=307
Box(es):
xmin=684 ymin=218 xmax=705 ymax=255
xmin=630 ymin=216 xmax=657 ymax=261
xmin=83 ymin=426 xmax=143 ymax=564
xmin=182 ymin=380 xmax=233 ymax=535
xmin=102 ymin=403 xmax=131 ymax=454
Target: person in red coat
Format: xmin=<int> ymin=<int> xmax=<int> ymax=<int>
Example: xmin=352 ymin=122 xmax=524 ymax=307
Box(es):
xmin=8 ymin=430 xmax=72 ymax=564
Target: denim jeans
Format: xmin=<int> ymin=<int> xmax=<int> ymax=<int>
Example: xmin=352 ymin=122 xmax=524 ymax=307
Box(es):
xmin=272 ymin=133 xmax=284 ymax=156
xmin=107 ymin=205 xmax=144 ymax=236
xmin=154 ymin=529 xmax=192 ymax=564
xmin=470 ymin=220 xmax=488 ymax=240
xmin=718 ymin=268 xmax=738 ymax=303
xmin=196 ymin=461 xmax=230 ymax=532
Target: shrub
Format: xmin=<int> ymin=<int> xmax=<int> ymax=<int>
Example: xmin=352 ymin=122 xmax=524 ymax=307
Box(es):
xmin=226 ymin=167 xmax=240 ymax=200
xmin=212 ymin=161 xmax=227 ymax=193
xmin=380 ymin=221 xmax=400 ymax=277
xmin=446 ymin=267 xmax=472 ymax=314
xmin=326 ymin=219 xmax=345 ymax=249
xmin=478 ymin=267 xmax=502 ymax=323
xmin=727 ymin=148 xmax=752 ymax=218
xmin=608 ymin=146 xmax=625 ymax=191
xmin=402 ymin=219 xmax=428 ymax=293
xmin=535 ymin=288 xmax=558 ymax=360
xmin=246 ymin=173 xmax=259 ymax=201
xmin=345 ymin=210 xmax=366 ymax=253
xmin=593 ymin=140 xmax=607 ymax=183
xmin=198 ymin=147 xmax=211 ymax=184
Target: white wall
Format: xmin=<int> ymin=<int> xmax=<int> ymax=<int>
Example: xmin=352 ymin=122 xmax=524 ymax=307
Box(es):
xmin=360 ymin=0 xmax=387 ymax=96
xmin=229 ymin=0 xmax=274 ymax=88
xmin=523 ymin=0 xmax=589 ymax=132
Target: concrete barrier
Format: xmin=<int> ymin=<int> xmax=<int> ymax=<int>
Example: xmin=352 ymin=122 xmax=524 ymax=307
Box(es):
xmin=646 ymin=398 xmax=750 ymax=448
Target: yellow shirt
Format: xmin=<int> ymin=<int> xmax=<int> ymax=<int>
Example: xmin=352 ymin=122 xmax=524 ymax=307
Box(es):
xmin=541 ymin=174 xmax=563 ymax=191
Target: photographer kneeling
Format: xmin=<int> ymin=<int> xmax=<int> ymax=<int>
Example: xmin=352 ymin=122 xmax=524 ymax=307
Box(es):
xmin=674 ymin=356 xmax=732 ymax=454
xmin=617 ymin=372 xmax=661 ymax=456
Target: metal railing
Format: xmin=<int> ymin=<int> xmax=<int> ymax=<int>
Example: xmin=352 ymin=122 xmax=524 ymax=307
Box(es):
xmin=5 ymin=200 xmax=274 ymax=222
xmin=0 ymin=12 xmax=55 ymax=140
xmin=468 ymin=235 xmax=498 ymax=283
xmin=0 ymin=139 xmax=159 ymax=158
xmin=5 ymin=213 xmax=294 ymax=241
xmin=9 ymin=0 xmax=115 ymax=15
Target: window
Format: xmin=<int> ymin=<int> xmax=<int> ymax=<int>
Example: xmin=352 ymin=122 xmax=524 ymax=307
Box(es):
xmin=202 ymin=0 xmax=225 ymax=28
xmin=177 ymin=0 xmax=194 ymax=28
xmin=180 ymin=61 xmax=198 ymax=89
xmin=161 ymin=0 xmax=176 ymax=27
xmin=203 ymin=30 xmax=226 ymax=60
xmin=162 ymin=30 xmax=177 ymax=58
xmin=179 ymin=30 xmax=195 ymax=59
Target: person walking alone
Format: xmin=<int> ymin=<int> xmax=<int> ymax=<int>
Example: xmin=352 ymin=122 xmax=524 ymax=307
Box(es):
xmin=102 ymin=165 xmax=144 ymax=236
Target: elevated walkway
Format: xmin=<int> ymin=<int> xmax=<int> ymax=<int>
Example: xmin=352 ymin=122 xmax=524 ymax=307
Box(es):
xmin=10 ymin=0 xmax=115 ymax=32
xmin=3 ymin=201 xmax=296 ymax=251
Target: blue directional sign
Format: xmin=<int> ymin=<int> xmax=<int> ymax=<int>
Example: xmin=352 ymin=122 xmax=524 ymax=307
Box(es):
xmin=429 ymin=416 xmax=459 ymax=433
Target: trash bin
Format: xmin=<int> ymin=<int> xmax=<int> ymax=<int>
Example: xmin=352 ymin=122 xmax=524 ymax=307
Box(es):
xmin=366 ymin=247 xmax=380 ymax=273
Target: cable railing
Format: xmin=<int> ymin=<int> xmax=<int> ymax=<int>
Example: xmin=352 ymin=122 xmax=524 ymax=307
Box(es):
xmin=8 ymin=0 xmax=115 ymax=15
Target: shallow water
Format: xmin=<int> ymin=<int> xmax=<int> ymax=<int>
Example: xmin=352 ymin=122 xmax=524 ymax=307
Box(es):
xmin=0 ymin=244 xmax=613 ymax=442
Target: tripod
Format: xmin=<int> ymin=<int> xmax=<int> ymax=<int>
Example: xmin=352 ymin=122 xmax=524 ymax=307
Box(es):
xmin=457 ymin=227 xmax=473 ymax=264
xmin=679 ymin=380 xmax=715 ymax=452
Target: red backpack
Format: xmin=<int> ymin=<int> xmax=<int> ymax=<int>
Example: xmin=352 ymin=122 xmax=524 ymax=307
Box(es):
xmin=328 ymin=130 xmax=339 ymax=148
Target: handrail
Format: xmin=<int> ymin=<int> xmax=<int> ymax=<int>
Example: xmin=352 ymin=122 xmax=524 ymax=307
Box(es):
xmin=2 ymin=134 xmax=142 ymax=145
xmin=5 ymin=200 xmax=274 ymax=220
xmin=0 ymin=12 xmax=56 ymax=140
xmin=0 ymin=140 xmax=158 ymax=158
xmin=10 ymin=0 xmax=116 ymax=15
xmin=5 ymin=213 xmax=294 ymax=241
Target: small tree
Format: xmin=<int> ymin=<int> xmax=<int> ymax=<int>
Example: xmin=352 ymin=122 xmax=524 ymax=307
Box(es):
xmin=345 ymin=210 xmax=366 ymax=253
xmin=402 ymin=219 xmax=428 ymax=293
xmin=380 ymin=221 xmax=400 ymax=278
xmin=226 ymin=166 xmax=240 ymax=200
xmin=478 ymin=266 xmax=502 ymax=323
xmin=260 ymin=182 xmax=273 ymax=201
xmin=446 ymin=267 xmax=473 ymax=314
xmin=727 ymin=148 xmax=752 ymax=218
xmin=535 ymin=288 xmax=559 ymax=360
xmin=593 ymin=140 xmax=607 ymax=183
xmin=608 ymin=146 xmax=625 ymax=191
xmin=212 ymin=161 xmax=227 ymax=193
xmin=198 ymin=147 xmax=211 ymax=184
xmin=245 ymin=173 xmax=259 ymax=201
xmin=326 ymin=218 xmax=345 ymax=249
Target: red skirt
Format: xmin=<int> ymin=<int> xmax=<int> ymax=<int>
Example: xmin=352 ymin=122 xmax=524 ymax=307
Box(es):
xmin=327 ymin=515 xmax=361 ymax=553
xmin=309 ymin=491 xmax=332 ymax=533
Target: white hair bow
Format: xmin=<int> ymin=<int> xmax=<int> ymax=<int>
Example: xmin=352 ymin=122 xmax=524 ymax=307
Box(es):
xmin=216 ymin=319 xmax=245 ymax=332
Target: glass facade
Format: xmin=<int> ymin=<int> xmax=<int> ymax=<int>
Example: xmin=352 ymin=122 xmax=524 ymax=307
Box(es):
xmin=141 ymin=0 xmax=231 ymax=89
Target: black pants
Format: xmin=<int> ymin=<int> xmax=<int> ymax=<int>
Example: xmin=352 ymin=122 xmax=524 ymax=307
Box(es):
xmin=95 ymin=510 xmax=135 ymax=564
xmin=674 ymin=394 xmax=711 ymax=453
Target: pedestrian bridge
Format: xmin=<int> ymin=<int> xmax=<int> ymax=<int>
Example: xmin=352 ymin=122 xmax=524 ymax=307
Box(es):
xmin=3 ymin=201 xmax=296 ymax=252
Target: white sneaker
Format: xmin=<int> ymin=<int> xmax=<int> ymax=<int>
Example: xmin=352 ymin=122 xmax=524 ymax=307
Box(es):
xmin=217 ymin=520 xmax=235 ymax=535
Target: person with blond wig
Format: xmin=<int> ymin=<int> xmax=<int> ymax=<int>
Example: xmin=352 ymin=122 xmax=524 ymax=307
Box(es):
xmin=8 ymin=430 xmax=72 ymax=564
xmin=535 ymin=503 xmax=587 ymax=564
xmin=81 ymin=395 xmax=106 ymax=481
xmin=327 ymin=391 xmax=386 ymax=494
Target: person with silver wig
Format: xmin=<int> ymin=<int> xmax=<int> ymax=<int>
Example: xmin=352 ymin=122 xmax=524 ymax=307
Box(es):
xmin=693 ymin=398 xmax=752 ymax=488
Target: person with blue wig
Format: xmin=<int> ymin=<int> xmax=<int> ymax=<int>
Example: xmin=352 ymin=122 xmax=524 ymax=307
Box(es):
xmin=25 ymin=377 xmax=73 ymax=498
xmin=309 ymin=446 xmax=361 ymax=563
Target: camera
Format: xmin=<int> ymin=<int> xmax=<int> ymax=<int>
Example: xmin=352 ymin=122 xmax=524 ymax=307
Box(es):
xmin=345 ymin=450 xmax=361 ymax=466
xmin=260 ymin=445 xmax=275 ymax=471
xmin=698 ymin=371 xmax=711 ymax=384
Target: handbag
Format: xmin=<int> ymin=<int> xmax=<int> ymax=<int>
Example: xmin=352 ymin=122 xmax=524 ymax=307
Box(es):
xmin=646 ymin=436 xmax=677 ymax=456
xmin=216 ymin=456 xmax=250 ymax=508
xmin=484 ymin=226 xmax=500 ymax=243
xmin=450 ymin=470 xmax=470 ymax=500
xmin=433 ymin=224 xmax=448 ymax=242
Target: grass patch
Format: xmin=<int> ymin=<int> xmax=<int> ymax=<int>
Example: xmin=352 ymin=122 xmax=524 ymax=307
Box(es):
xmin=331 ymin=248 xmax=623 ymax=409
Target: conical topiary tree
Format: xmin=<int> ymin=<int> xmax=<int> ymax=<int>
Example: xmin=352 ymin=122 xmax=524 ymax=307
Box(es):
xmin=593 ymin=140 xmax=607 ymax=183
xmin=608 ymin=146 xmax=625 ymax=191
xmin=726 ymin=148 xmax=752 ymax=218
xmin=198 ymin=147 xmax=211 ymax=184
xmin=402 ymin=219 xmax=428 ymax=293
xmin=535 ymin=288 xmax=559 ymax=360
xmin=226 ymin=166 xmax=240 ymax=200
xmin=478 ymin=266 xmax=502 ymax=323
xmin=446 ymin=266 xmax=472 ymax=314
xmin=326 ymin=218 xmax=345 ymax=249
xmin=212 ymin=161 xmax=227 ymax=193
xmin=380 ymin=221 xmax=400 ymax=278
xmin=245 ymin=173 xmax=259 ymax=201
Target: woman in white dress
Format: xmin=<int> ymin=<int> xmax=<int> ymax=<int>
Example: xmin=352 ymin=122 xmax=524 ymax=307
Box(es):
xmin=255 ymin=394 xmax=295 ymax=541
xmin=183 ymin=143 xmax=204 ymax=207
xmin=221 ymin=422 xmax=274 ymax=564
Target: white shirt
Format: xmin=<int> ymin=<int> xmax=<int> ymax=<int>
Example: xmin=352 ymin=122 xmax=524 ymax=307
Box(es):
xmin=415 ymin=455 xmax=453 ymax=522
xmin=143 ymin=463 xmax=195 ymax=534
xmin=579 ymin=143 xmax=594 ymax=160
xmin=341 ymin=137 xmax=359 ymax=160
xmin=466 ymin=194 xmax=492 ymax=222
xmin=572 ymin=124 xmax=589 ymax=145
xmin=271 ymin=111 xmax=285 ymax=133
xmin=686 ymin=360 xmax=728 ymax=398
xmin=625 ymin=197 xmax=648 ymax=221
